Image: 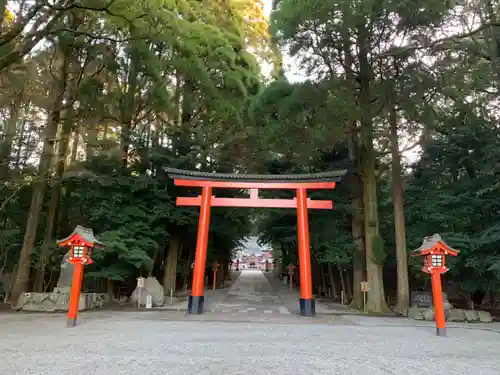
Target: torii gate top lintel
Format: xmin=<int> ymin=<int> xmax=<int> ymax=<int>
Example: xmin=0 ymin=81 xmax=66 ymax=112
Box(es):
xmin=166 ymin=168 xmax=347 ymax=209
xmin=166 ymin=167 xmax=347 ymax=189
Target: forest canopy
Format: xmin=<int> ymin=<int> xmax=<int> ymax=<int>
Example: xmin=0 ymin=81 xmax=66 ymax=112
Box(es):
xmin=0 ymin=0 xmax=499 ymax=313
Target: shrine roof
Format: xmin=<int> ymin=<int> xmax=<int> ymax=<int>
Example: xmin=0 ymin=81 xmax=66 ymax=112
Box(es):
xmin=56 ymin=225 xmax=104 ymax=247
xmin=411 ymin=234 xmax=459 ymax=256
xmin=165 ymin=168 xmax=348 ymax=183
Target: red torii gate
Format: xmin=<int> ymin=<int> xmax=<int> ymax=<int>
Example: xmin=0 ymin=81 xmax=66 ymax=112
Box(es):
xmin=166 ymin=168 xmax=347 ymax=317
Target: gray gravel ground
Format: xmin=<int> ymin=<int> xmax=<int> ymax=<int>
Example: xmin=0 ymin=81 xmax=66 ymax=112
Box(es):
xmin=1 ymin=310 xmax=500 ymax=375
xmin=2 ymin=271 xmax=500 ymax=375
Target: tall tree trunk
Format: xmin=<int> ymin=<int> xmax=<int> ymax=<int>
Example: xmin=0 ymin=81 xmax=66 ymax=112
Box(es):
xmin=337 ymin=264 xmax=347 ymax=302
xmin=327 ymin=263 xmax=338 ymax=299
xmin=183 ymin=247 xmax=192 ymax=288
xmin=358 ymin=26 xmax=388 ymax=313
xmin=319 ymin=264 xmax=327 ymax=296
xmin=341 ymin=20 xmax=366 ymax=310
xmin=0 ymin=89 xmax=23 ymax=179
xmin=389 ymin=96 xmax=410 ymax=314
xmin=310 ymin=257 xmax=319 ymax=294
xmin=106 ymin=279 xmax=114 ymax=300
xmin=10 ymin=46 xmax=70 ymax=302
xmin=344 ymin=269 xmax=352 ymax=300
xmin=14 ymin=119 xmax=26 ymax=169
xmin=85 ymin=119 xmax=99 ymax=160
xmin=0 ymin=0 xmax=8 ymax=31
xmin=216 ymin=249 xmax=227 ymax=287
xmin=163 ymin=236 xmax=180 ymax=293
xmin=121 ymin=38 xmax=139 ymax=167
xmin=348 ymin=125 xmax=365 ymax=310
xmin=481 ymin=0 xmax=500 ymax=82
xmin=69 ymin=125 xmax=80 ymax=165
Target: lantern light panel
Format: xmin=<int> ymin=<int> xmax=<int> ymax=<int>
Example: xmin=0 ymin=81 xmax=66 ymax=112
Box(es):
xmin=431 ymin=254 xmax=443 ymax=267
xmin=73 ymin=246 xmax=85 ymax=258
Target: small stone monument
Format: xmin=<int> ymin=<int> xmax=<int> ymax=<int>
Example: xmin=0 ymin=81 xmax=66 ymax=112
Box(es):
xmin=146 ymin=295 xmax=153 ymax=309
xmin=53 ymin=252 xmax=74 ymax=294
xmin=130 ymin=277 xmax=164 ymax=306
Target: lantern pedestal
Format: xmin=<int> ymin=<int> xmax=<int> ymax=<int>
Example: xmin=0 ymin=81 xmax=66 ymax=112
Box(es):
xmin=67 ymin=262 xmax=84 ymax=328
xmin=188 ymin=295 xmax=204 ymax=314
xmin=299 ymin=298 xmax=315 ymax=317
xmin=431 ymin=270 xmax=447 ymax=336
xmin=67 ymin=318 xmax=77 ymax=328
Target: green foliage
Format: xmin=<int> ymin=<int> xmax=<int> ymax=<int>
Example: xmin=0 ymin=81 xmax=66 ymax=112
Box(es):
xmin=249 ymin=79 xmax=350 ymax=163
xmin=2 ymin=0 xmax=500 ymax=303
xmin=59 ymin=159 xmax=168 ymax=280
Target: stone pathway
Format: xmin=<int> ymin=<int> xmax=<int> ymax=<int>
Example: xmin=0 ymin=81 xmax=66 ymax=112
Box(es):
xmin=158 ymin=272 xmax=241 ymax=312
xmin=213 ymin=269 xmax=291 ymax=316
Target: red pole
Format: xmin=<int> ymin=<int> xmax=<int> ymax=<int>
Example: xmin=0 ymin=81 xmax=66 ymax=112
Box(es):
xmin=431 ymin=271 xmax=446 ymax=336
xmin=189 ymin=186 xmax=212 ymax=314
xmin=67 ymin=262 xmax=84 ymax=327
xmin=296 ymin=188 xmax=315 ymax=316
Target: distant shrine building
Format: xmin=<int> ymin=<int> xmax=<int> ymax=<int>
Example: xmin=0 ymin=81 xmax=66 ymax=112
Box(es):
xmin=232 ymin=250 xmax=274 ymax=270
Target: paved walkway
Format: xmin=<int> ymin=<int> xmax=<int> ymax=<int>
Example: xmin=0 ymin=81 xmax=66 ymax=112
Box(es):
xmin=213 ymin=269 xmax=291 ymax=316
xmin=159 ymin=272 xmax=241 ymax=312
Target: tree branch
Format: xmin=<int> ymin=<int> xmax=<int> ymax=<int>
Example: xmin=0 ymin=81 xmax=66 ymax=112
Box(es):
xmin=0 ymin=183 xmax=25 ymax=213
xmin=47 ymin=28 xmax=149 ymax=43
xmin=376 ymin=22 xmax=500 ymax=59
xmin=48 ymin=0 xmax=148 ymax=25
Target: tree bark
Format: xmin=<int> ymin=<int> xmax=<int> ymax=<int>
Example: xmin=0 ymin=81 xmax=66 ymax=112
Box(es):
xmin=216 ymin=249 xmax=228 ymax=287
xmin=389 ymin=96 xmax=410 ymax=314
xmin=69 ymin=125 xmax=80 ymax=165
xmin=0 ymin=0 xmax=9 ymax=32
xmin=14 ymin=119 xmax=26 ymax=169
xmin=327 ymin=263 xmax=338 ymax=299
xmin=337 ymin=264 xmax=347 ymax=302
xmin=106 ymin=279 xmax=114 ymax=300
xmin=344 ymin=268 xmax=352 ymax=300
xmin=163 ymin=236 xmax=180 ymax=293
xmin=319 ymin=264 xmax=327 ymax=296
xmin=0 ymin=89 xmax=23 ymax=179
xmin=120 ymin=37 xmax=140 ymax=167
xmin=183 ymin=247 xmax=192 ymax=288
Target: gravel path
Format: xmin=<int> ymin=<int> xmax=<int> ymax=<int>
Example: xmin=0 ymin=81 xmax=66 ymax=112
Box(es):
xmin=1 ymin=270 xmax=500 ymax=374
xmin=1 ymin=312 xmax=499 ymax=375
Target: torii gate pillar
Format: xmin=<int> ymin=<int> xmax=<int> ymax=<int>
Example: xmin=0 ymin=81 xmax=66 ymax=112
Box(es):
xmin=296 ymin=188 xmax=314 ymax=315
xmin=189 ymin=186 xmax=212 ymax=313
